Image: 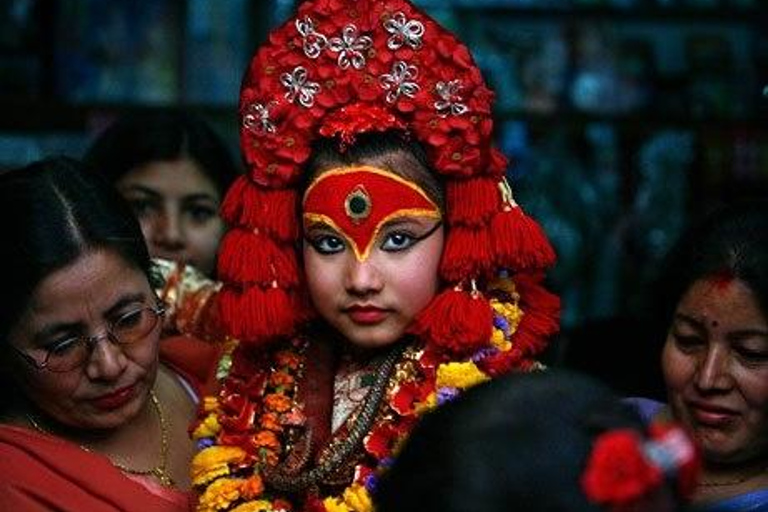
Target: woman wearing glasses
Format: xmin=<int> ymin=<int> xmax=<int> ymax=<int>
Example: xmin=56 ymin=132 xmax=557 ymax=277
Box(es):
xmin=0 ymin=157 xmax=197 ymax=510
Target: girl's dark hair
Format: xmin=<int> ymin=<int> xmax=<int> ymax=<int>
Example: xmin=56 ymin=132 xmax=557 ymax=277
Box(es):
xmin=304 ymin=130 xmax=443 ymax=208
xmin=649 ymin=199 xmax=768 ymax=345
xmin=84 ymin=108 xmax=240 ymax=196
xmin=0 ymin=156 xmax=155 ymax=347
xmin=375 ymin=370 xmax=672 ymax=512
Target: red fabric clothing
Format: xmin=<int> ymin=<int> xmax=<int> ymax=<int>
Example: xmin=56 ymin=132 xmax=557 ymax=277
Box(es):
xmin=0 ymin=425 xmax=192 ymax=511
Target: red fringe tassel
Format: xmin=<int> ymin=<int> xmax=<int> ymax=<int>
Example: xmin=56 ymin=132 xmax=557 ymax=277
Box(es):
xmin=220 ymin=176 xmax=298 ymax=242
xmin=446 ymin=177 xmax=500 ymax=227
xmin=440 ymin=226 xmax=495 ymax=282
xmin=217 ymin=228 xmax=299 ymax=287
xmin=218 ymin=284 xmax=299 ymax=345
xmin=409 ymin=287 xmax=493 ymax=356
xmin=490 ymin=206 xmax=556 ymax=273
xmin=511 ymin=273 xmax=561 ymax=358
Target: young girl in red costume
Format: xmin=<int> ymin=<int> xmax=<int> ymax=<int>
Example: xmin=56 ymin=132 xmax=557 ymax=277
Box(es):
xmin=189 ymin=0 xmax=560 ymax=510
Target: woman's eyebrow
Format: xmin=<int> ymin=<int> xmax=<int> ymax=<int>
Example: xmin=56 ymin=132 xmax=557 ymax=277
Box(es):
xmin=672 ymin=313 xmax=706 ymax=331
xmin=31 ymin=293 xmax=148 ymax=344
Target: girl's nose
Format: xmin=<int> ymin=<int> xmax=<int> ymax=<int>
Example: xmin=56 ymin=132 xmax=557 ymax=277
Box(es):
xmin=344 ymin=257 xmax=384 ymax=296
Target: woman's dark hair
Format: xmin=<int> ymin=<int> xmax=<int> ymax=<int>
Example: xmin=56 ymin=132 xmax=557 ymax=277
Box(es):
xmin=84 ymin=108 xmax=240 ymax=196
xmin=650 ymin=199 xmax=768 ymax=345
xmin=375 ymin=370 xmax=677 ymax=512
xmin=304 ymin=130 xmax=444 ymax=209
xmin=0 ymin=156 xmax=155 ymax=347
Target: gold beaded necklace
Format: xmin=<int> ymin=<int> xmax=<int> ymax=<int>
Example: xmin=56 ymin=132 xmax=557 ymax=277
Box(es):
xmin=28 ymin=390 xmax=174 ymax=487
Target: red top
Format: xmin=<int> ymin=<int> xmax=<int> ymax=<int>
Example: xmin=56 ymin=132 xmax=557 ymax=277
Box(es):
xmin=0 ymin=425 xmax=192 ymax=511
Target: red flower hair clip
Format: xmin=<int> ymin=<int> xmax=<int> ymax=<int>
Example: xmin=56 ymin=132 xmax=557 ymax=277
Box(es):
xmin=581 ymin=423 xmax=700 ymax=510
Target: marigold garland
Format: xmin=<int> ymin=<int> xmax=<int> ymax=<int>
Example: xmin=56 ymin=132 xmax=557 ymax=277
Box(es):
xmin=190 ymin=275 xmax=549 ymax=512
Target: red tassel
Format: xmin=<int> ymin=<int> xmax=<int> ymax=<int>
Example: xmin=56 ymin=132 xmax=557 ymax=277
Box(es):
xmin=446 ymin=177 xmax=499 ymax=227
xmin=220 ymin=176 xmax=298 ymax=242
xmin=409 ymin=286 xmax=493 ymax=355
xmin=511 ymin=273 xmax=561 ymax=357
xmin=217 ymin=228 xmax=299 ymax=287
xmin=219 ymin=284 xmax=299 ymax=345
xmin=491 ymin=206 xmax=556 ymax=273
xmin=486 ymin=148 xmax=509 ymax=178
xmin=440 ymin=226 xmax=495 ymax=282
xmin=220 ymin=175 xmax=251 ymax=225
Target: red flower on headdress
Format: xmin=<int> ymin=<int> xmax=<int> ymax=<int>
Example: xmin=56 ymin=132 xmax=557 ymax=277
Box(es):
xmin=582 ymin=430 xmax=663 ymax=506
xmin=431 ymin=139 xmax=484 ymax=177
xmin=647 ymin=423 xmax=701 ymax=500
xmin=319 ymin=103 xmax=407 ymax=146
xmin=298 ymin=0 xmax=348 ymax=19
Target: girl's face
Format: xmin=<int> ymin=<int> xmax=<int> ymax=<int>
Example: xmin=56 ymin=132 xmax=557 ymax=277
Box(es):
xmin=662 ymin=277 xmax=768 ymax=466
xmin=7 ymin=249 xmax=161 ymax=430
xmin=116 ymin=158 xmax=225 ymax=277
xmin=303 ymin=154 xmax=444 ymax=350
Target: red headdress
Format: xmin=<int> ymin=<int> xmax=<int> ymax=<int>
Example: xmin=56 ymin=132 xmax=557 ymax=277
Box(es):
xmin=217 ymin=0 xmax=559 ymax=354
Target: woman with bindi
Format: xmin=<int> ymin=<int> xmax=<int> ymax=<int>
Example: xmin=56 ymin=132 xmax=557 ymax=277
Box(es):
xmin=633 ymin=199 xmax=768 ymax=511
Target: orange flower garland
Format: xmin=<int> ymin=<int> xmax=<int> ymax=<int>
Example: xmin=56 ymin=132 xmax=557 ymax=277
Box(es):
xmin=191 ymin=275 xmax=556 ymax=512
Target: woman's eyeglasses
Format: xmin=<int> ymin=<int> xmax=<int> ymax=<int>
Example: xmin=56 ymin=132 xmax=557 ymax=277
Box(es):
xmin=12 ymin=304 xmax=165 ymax=372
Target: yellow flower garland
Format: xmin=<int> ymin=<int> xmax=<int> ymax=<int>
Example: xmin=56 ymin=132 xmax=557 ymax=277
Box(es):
xmin=191 ymin=277 xmax=526 ymax=512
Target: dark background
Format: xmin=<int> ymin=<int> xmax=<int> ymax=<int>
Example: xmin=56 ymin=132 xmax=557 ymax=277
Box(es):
xmin=2 ymin=0 xmax=766 ymax=395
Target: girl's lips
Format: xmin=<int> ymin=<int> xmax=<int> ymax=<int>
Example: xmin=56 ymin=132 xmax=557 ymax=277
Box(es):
xmin=346 ymin=306 xmax=388 ymax=325
xmin=91 ymin=385 xmax=136 ymax=411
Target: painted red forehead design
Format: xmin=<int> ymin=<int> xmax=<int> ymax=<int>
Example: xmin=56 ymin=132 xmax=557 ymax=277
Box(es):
xmin=303 ymin=166 xmax=441 ymax=261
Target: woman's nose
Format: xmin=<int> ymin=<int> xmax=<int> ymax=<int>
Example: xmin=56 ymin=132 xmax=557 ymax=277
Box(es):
xmin=84 ymin=338 xmax=128 ymax=381
xmin=695 ymin=345 xmax=732 ymax=392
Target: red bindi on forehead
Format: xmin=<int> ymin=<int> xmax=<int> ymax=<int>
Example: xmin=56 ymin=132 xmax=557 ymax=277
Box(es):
xmin=705 ymin=271 xmax=735 ymax=292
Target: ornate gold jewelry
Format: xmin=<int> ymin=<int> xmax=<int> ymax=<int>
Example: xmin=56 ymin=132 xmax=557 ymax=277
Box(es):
xmin=344 ymin=185 xmax=372 ymax=223
xmin=28 ymin=390 xmax=174 ymax=487
xmin=263 ymin=343 xmax=405 ymax=492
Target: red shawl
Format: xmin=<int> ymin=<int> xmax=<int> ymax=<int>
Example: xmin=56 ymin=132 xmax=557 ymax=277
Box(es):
xmin=0 ymin=424 xmax=191 ymax=511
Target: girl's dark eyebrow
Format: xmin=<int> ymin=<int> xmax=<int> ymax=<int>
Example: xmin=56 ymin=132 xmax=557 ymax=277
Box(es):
xmin=119 ymin=184 xmax=162 ymax=198
xmin=304 ymin=220 xmax=335 ymax=231
xmin=381 ymin=216 xmax=440 ymax=229
xmin=181 ymin=193 xmax=219 ymax=203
